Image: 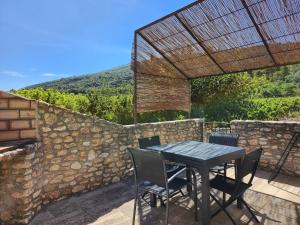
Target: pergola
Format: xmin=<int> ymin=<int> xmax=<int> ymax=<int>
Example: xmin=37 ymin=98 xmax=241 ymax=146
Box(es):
xmin=132 ymin=0 xmax=300 ymax=122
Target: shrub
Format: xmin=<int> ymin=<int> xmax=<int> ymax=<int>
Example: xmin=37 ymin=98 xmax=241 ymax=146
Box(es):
xmin=247 ymin=97 xmax=300 ymax=120
xmin=13 ymin=88 xmax=90 ymax=113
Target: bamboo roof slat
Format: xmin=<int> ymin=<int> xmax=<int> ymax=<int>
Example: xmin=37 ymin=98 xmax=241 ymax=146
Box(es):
xmin=132 ymin=0 xmax=300 ymax=114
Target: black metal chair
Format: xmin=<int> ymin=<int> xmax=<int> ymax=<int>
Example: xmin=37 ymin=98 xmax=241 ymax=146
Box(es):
xmin=138 ymin=136 xmax=185 ymax=175
xmin=138 ymin=136 xmax=188 ymax=205
xmin=138 ymin=135 xmax=161 ymax=149
xmin=209 ymin=147 xmax=263 ymax=225
xmin=128 ymin=148 xmax=198 ymax=225
xmin=209 ymin=132 xmax=240 ymax=176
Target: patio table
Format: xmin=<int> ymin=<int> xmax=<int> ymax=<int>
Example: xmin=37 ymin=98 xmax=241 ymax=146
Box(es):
xmin=147 ymin=140 xmax=245 ymax=225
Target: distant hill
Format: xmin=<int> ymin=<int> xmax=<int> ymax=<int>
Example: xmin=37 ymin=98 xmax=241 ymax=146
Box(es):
xmin=25 ymin=63 xmax=300 ymax=98
xmin=26 ymin=64 xmax=133 ymax=94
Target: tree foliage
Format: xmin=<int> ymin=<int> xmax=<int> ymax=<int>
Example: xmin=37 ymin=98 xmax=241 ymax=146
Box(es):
xmin=25 ymin=65 xmax=133 ymax=94
xmin=247 ymin=97 xmax=300 ymax=120
xmin=87 ymin=90 xmax=133 ymax=124
xmin=13 ymin=88 xmax=89 ymax=113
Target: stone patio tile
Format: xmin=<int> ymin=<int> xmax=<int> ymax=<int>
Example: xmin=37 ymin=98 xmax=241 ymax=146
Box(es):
xmin=274 ymin=189 xmax=300 ymax=203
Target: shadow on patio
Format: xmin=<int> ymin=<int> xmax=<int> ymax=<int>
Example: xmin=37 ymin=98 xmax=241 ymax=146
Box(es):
xmin=29 ymin=169 xmax=300 ymax=225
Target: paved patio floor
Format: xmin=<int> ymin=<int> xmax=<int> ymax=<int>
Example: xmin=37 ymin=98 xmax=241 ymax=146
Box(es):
xmin=30 ymin=170 xmax=300 ymax=225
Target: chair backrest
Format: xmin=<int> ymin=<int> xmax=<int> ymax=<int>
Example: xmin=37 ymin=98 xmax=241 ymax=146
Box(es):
xmin=138 ymin=136 xmax=161 ymax=149
xmin=127 ymin=148 xmax=167 ymax=187
xmin=209 ymin=132 xmax=239 ymax=147
xmin=240 ymin=147 xmax=263 ymax=183
xmin=232 ymin=147 xmax=262 ymax=197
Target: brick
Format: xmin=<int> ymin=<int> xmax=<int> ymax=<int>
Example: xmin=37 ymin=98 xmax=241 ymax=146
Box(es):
xmin=0 ymin=91 xmax=16 ymax=98
xmin=0 ymin=121 xmax=8 ymax=130
xmin=0 ymin=110 xmax=19 ymax=120
xmin=10 ymin=120 xmax=31 ymax=129
xmin=20 ymin=110 xmax=36 ymax=119
xmin=20 ymin=129 xmax=36 ymax=139
xmin=9 ymin=99 xmax=31 ymax=109
xmin=30 ymin=101 xmax=37 ymax=109
xmin=0 ymin=130 xmax=19 ymax=141
xmin=0 ymin=99 xmax=8 ymax=108
xmin=31 ymin=119 xmax=36 ymax=128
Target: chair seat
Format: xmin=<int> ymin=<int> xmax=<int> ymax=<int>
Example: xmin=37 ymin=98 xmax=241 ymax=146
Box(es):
xmin=167 ymin=165 xmax=185 ymax=176
xmin=141 ymin=177 xmax=187 ymax=197
xmin=210 ymin=163 xmax=235 ymax=172
xmin=210 ymin=175 xmax=251 ymax=196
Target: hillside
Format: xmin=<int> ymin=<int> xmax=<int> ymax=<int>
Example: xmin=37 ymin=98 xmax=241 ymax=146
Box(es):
xmin=26 ymin=64 xmax=133 ymax=94
xmin=25 ymin=63 xmax=300 ymax=98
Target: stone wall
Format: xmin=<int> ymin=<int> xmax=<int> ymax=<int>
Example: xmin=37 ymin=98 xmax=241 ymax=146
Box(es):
xmin=231 ymin=120 xmax=300 ymax=176
xmin=0 ymin=142 xmax=43 ymax=224
xmin=37 ymin=101 xmax=129 ymax=202
xmin=0 ymin=98 xmax=203 ymax=225
xmin=37 ymin=101 xmax=203 ymax=202
xmin=123 ymin=119 xmax=203 ymax=148
xmin=0 ymin=91 xmax=37 ymax=142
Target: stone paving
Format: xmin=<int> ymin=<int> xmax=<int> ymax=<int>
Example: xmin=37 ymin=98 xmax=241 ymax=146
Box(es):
xmin=30 ymin=170 xmax=300 ymax=225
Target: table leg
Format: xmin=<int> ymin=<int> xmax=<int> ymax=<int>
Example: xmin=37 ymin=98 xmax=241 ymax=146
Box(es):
xmin=186 ymin=166 xmax=192 ymax=196
xmin=150 ymin=193 xmax=157 ymax=207
xmin=236 ymin=158 xmax=243 ymax=209
xmin=199 ymin=167 xmax=211 ymax=225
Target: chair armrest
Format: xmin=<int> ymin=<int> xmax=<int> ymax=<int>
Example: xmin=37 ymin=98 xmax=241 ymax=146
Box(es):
xmin=167 ymin=167 xmax=187 ymax=183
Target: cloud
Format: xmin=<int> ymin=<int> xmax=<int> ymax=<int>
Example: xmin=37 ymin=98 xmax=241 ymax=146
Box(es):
xmin=42 ymin=73 xmax=69 ymax=77
xmin=1 ymin=70 xmax=26 ymax=78
xmin=42 ymin=73 xmax=56 ymax=77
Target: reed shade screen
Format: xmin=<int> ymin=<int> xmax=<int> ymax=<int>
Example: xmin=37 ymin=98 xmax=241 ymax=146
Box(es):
xmin=132 ymin=0 xmax=300 ymax=114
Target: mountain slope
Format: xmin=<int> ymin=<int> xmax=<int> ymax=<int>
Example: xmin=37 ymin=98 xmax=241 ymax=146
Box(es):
xmin=26 ymin=64 xmax=133 ymax=94
xmin=25 ymin=63 xmax=300 ymax=98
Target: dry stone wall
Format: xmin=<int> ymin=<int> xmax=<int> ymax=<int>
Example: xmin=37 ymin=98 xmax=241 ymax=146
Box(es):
xmin=123 ymin=119 xmax=203 ymax=148
xmin=37 ymin=102 xmax=130 ymax=202
xmin=38 ymin=101 xmax=203 ymax=202
xmin=0 ymin=142 xmax=43 ymax=225
xmin=231 ymin=120 xmax=300 ymax=176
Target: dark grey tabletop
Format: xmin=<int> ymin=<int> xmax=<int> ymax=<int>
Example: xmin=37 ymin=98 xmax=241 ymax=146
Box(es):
xmin=147 ymin=140 xmax=245 ymax=169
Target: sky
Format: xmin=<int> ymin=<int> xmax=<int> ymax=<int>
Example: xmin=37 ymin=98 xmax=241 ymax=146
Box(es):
xmin=0 ymin=0 xmax=193 ymax=91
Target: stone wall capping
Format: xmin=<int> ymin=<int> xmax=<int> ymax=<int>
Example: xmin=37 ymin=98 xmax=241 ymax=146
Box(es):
xmin=124 ymin=118 xmax=203 ymax=129
xmin=231 ymin=120 xmax=300 ymax=125
xmin=38 ymin=101 xmax=123 ymax=128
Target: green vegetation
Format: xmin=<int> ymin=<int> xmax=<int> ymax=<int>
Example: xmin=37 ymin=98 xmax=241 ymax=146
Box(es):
xmin=14 ymin=64 xmax=300 ymax=124
xmin=87 ymin=90 xmax=133 ymax=124
xmin=14 ymin=88 xmax=90 ymax=113
xmin=26 ymin=65 xmax=133 ymax=94
xmin=190 ymin=64 xmax=300 ymax=122
xmin=248 ymin=97 xmax=300 ymax=120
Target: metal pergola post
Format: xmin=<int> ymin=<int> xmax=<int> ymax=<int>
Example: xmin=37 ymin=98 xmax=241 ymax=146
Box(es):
xmin=133 ymin=31 xmax=138 ymax=124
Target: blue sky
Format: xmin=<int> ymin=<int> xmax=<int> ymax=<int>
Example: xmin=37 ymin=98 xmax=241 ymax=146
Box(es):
xmin=0 ymin=0 xmax=193 ymax=91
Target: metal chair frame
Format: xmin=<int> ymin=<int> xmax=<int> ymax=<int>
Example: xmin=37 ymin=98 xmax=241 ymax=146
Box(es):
xmin=138 ymin=136 xmax=186 ymax=205
xmin=210 ymin=147 xmax=263 ymax=225
xmin=208 ymin=132 xmax=240 ymax=203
